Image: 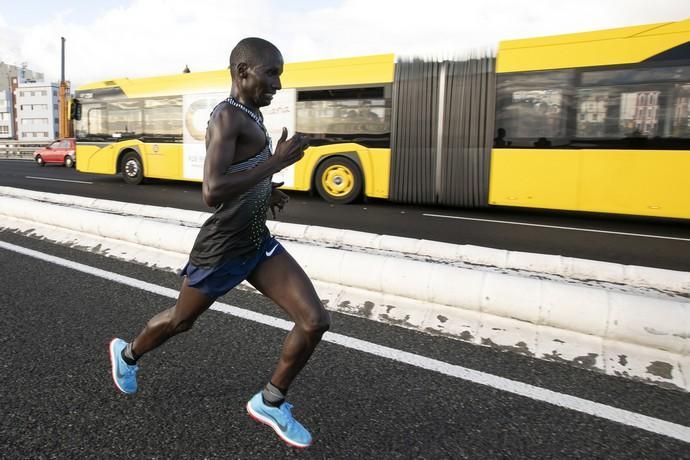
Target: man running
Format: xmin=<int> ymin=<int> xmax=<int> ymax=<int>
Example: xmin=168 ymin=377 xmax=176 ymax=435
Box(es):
xmin=109 ymin=37 xmax=330 ymax=449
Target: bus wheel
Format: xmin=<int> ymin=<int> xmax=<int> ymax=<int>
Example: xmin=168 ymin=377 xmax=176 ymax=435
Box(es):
xmin=315 ymin=157 xmax=362 ymax=204
xmin=121 ymin=152 xmax=144 ymax=185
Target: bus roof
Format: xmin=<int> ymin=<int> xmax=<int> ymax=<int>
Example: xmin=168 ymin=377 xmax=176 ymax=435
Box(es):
xmin=77 ymin=53 xmax=395 ymax=98
xmin=497 ymin=18 xmax=690 ymax=73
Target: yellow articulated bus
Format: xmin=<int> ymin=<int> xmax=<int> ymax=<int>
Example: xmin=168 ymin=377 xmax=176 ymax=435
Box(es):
xmin=74 ymin=54 xmax=394 ymax=204
xmin=73 ymin=18 xmax=690 ymax=219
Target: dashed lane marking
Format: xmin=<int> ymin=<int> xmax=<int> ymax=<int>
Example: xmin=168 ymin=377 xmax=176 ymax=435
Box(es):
xmin=25 ymin=176 xmax=93 ymax=185
xmin=423 ymin=213 xmax=690 ymax=242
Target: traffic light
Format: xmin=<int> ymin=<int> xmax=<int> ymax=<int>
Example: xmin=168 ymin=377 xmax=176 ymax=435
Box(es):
xmin=70 ymin=98 xmax=81 ymax=121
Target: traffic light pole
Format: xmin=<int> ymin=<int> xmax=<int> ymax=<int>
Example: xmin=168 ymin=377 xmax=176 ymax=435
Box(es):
xmin=58 ymin=36 xmax=72 ymax=139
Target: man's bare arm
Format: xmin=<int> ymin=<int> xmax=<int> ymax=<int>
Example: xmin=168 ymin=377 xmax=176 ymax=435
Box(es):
xmin=202 ymin=107 xmax=307 ymax=207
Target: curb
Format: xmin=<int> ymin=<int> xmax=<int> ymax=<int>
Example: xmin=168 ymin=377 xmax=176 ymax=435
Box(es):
xmin=0 ymin=187 xmax=688 ymax=391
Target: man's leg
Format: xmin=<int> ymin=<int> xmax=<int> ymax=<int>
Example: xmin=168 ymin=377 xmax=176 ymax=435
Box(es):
xmin=245 ymin=249 xmax=329 ymax=447
xmin=109 ymin=277 xmax=216 ymax=394
xmin=131 ymin=276 xmax=216 ymax=357
xmin=247 ymin=250 xmax=330 ymax=392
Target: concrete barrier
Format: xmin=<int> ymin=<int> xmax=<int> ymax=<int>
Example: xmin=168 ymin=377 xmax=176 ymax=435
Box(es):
xmin=1 ymin=186 xmax=686 ymax=297
xmin=0 ymin=186 xmax=688 ymax=391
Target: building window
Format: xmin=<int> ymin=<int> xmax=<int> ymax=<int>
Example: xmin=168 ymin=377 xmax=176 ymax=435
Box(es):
xmin=0 ymin=126 xmax=8 ymax=134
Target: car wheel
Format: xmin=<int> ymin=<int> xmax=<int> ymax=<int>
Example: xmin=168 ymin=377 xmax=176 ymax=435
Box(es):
xmin=314 ymin=156 xmax=363 ymax=204
xmin=64 ymin=156 xmax=74 ymax=168
xmin=121 ymin=151 xmax=144 ymax=185
xmin=35 ymin=155 xmax=45 ymax=166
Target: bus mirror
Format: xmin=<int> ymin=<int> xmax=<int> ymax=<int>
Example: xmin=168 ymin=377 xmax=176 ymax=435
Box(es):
xmin=70 ymin=99 xmax=82 ymax=121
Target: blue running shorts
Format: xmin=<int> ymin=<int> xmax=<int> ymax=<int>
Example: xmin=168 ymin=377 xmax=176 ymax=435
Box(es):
xmin=180 ymin=236 xmax=285 ymax=298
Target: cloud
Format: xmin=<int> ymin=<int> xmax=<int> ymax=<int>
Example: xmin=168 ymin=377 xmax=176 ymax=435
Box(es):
xmin=1 ymin=0 xmax=689 ymax=88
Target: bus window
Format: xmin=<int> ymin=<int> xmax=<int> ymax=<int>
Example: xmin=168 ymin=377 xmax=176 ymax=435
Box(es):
xmin=575 ymin=65 xmax=690 ymax=148
xmin=576 ymin=89 xmax=611 ymax=138
xmin=575 ymin=86 xmax=663 ymax=138
xmin=495 ymin=70 xmax=574 ymax=148
xmin=296 ymin=86 xmax=391 ymax=148
xmin=143 ymin=96 xmax=183 ymax=142
xmin=580 ymin=65 xmax=690 ymax=86
xmin=620 ymin=89 xmax=661 ymax=137
xmin=77 ymin=103 xmax=106 ymax=140
xmin=671 ymin=83 xmax=690 ymax=138
xmin=107 ymin=100 xmax=143 ymax=139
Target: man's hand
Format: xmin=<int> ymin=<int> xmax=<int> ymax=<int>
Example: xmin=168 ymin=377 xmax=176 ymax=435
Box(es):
xmin=269 ymin=182 xmax=289 ymax=219
xmin=271 ymin=128 xmax=309 ymax=172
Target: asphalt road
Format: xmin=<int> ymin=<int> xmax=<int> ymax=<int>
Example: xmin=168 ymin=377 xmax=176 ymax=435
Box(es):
xmin=1 ymin=230 xmax=689 ymax=459
xmin=1 ymin=159 xmax=690 ymax=271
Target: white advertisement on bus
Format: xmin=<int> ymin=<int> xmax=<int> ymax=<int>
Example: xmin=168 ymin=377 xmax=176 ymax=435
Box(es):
xmin=182 ymin=89 xmax=296 ymax=187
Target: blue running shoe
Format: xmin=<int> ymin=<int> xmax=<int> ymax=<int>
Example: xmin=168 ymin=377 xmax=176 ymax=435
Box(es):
xmin=109 ymin=338 xmax=139 ymax=394
xmin=246 ymin=392 xmax=312 ymax=448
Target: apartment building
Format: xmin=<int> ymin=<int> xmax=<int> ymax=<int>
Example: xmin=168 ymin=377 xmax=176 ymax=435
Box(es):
xmin=0 ymin=62 xmax=46 ymax=140
xmin=0 ymin=89 xmax=12 ymax=138
xmin=0 ymin=61 xmax=43 ymax=92
xmin=15 ymin=81 xmax=59 ymax=142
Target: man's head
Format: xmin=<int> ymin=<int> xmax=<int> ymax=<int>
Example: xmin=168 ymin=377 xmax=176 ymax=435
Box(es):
xmin=229 ymin=37 xmax=283 ymax=108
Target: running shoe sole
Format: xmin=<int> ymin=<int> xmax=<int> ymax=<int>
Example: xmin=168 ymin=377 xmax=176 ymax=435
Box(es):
xmin=246 ymin=401 xmax=312 ymax=448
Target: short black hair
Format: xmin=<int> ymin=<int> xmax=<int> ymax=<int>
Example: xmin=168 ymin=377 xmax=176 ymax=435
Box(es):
xmin=229 ymin=37 xmax=281 ymax=76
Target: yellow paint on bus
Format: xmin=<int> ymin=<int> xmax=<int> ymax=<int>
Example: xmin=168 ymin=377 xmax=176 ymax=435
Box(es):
xmin=489 ymin=149 xmax=690 ymax=219
xmin=497 ymin=19 xmax=690 ymax=73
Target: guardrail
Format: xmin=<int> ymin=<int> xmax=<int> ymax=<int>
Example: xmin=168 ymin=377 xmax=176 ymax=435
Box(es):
xmin=0 ymin=141 xmax=46 ymax=159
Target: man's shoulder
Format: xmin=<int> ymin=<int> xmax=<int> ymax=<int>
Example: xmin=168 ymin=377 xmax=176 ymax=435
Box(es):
xmin=212 ymin=99 xmax=243 ymax=118
xmin=210 ymin=101 xmax=249 ymax=131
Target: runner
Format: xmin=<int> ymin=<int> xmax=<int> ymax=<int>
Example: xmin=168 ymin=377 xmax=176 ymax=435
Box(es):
xmin=109 ymin=37 xmax=330 ymax=448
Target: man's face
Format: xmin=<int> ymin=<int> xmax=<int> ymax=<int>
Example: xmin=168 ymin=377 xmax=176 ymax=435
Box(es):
xmin=243 ymin=52 xmax=284 ymax=108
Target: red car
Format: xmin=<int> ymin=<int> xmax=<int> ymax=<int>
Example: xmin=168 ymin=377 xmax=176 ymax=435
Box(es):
xmin=33 ymin=138 xmax=76 ymax=168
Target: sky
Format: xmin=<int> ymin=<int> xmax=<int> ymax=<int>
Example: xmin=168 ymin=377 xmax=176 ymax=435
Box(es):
xmin=1 ymin=0 xmax=689 ymax=88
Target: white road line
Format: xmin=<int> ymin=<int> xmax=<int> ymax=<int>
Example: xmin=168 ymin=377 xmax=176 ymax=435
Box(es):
xmin=423 ymin=213 xmax=690 ymax=242
xmin=25 ymin=176 xmax=93 ymax=185
xmin=1 ymin=239 xmax=689 ymax=444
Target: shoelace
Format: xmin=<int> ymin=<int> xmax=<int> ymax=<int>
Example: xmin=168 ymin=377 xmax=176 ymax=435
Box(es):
xmin=122 ymin=363 xmax=139 ymax=377
xmin=279 ymin=403 xmax=296 ymax=428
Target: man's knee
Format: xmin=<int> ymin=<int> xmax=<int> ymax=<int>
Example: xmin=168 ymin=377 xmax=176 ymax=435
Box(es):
xmin=300 ymin=309 xmax=330 ymax=335
xmin=158 ymin=308 xmax=196 ymax=335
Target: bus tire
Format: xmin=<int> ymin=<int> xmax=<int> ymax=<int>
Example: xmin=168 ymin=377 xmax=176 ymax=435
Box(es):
xmin=121 ymin=151 xmax=144 ymax=185
xmin=314 ymin=156 xmax=363 ymax=204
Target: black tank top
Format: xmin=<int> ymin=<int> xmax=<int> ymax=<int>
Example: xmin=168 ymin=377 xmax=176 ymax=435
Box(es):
xmin=189 ymin=97 xmax=273 ymax=267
